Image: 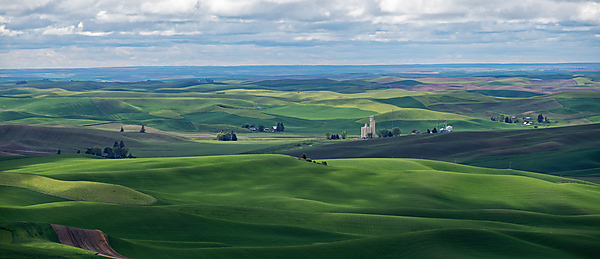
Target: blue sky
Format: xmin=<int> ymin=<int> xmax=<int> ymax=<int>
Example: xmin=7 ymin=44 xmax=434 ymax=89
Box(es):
xmin=1 ymin=0 xmax=599 ymax=68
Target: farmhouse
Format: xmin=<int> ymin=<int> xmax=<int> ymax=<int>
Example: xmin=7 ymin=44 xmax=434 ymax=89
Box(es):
xmin=438 ymin=119 xmax=453 ymax=133
xmin=361 ymin=116 xmax=376 ymax=138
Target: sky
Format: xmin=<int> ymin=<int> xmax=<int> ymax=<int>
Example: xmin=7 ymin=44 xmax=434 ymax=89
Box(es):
xmin=1 ymin=0 xmax=599 ymax=68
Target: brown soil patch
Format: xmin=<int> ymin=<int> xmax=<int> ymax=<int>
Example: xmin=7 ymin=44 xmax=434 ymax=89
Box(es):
xmin=0 ymin=140 xmax=52 ymax=156
xmin=51 ymin=224 xmax=128 ymax=259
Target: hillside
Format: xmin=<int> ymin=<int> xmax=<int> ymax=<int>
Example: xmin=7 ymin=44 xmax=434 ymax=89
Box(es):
xmin=1 ymin=154 xmax=599 ymax=258
xmin=279 ymin=124 xmax=600 ymax=179
xmin=1 ymin=78 xmax=598 ymax=136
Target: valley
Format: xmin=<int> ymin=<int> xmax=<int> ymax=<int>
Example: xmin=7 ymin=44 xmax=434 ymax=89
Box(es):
xmin=0 ymin=66 xmax=599 ymax=258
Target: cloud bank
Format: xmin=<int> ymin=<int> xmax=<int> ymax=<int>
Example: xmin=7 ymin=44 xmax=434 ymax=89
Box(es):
xmin=1 ymin=0 xmax=599 ymax=68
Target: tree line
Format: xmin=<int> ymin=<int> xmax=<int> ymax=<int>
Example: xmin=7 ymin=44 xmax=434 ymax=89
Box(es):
xmin=376 ymin=127 xmax=401 ymax=138
xmin=217 ymin=131 xmax=238 ymax=141
xmin=84 ymin=140 xmax=135 ymax=158
xmin=326 ymin=131 xmax=347 ymax=140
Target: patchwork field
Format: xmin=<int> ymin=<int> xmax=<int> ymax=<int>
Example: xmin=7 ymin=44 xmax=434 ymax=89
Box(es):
xmin=1 ymin=76 xmax=598 ymax=140
xmin=1 ymin=70 xmax=599 ymax=258
xmin=1 ymin=155 xmax=600 ymax=258
xmin=280 ymin=124 xmax=600 ymax=181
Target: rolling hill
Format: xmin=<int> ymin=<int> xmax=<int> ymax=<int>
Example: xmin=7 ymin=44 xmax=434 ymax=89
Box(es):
xmin=279 ymin=124 xmax=600 ymax=180
xmin=1 ymin=154 xmax=600 ymax=258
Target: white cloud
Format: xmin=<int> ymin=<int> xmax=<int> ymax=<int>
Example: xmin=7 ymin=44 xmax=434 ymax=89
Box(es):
xmin=42 ymin=25 xmax=77 ymax=35
xmin=140 ymin=0 xmax=199 ymax=14
xmin=0 ymin=25 xmax=24 ymax=36
xmin=578 ymin=2 xmax=600 ymax=23
xmin=0 ymin=0 xmax=599 ymax=67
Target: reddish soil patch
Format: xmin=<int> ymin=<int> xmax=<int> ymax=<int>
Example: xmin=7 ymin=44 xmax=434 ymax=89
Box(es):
xmin=51 ymin=224 xmax=128 ymax=259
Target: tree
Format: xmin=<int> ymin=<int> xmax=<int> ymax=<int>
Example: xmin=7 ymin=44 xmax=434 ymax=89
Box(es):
xmin=119 ymin=140 xmax=125 ymax=148
xmin=57 ymin=149 xmax=61 ymax=155
xmin=231 ymin=131 xmax=237 ymax=141
xmin=103 ymin=147 xmax=114 ymax=158
xmin=216 ymin=131 xmax=228 ymax=141
xmin=538 ymin=113 xmax=544 ymax=123
xmin=387 ymin=131 xmax=393 ymax=137
xmin=341 ymin=131 xmax=347 ymax=139
xmin=242 ymin=123 xmax=249 ymax=128
xmin=301 ymin=153 xmax=307 ymax=160
xmin=258 ymin=125 xmax=265 ymax=132
xmin=427 ymin=129 xmax=431 ymax=133
xmin=92 ymin=146 xmax=102 ymax=156
xmin=279 ymin=122 xmax=284 ymax=131
xmin=140 ymin=125 xmax=146 ymax=133
xmin=117 ymin=147 xmax=129 ymax=158
xmin=432 ymin=128 xmax=438 ymax=133
xmin=326 ymin=132 xmax=332 ymax=140
xmin=120 ymin=126 xmax=124 ymax=132
xmin=391 ymin=127 xmax=400 ymax=136
xmin=545 ymin=116 xmax=549 ymax=123
xmin=114 ymin=141 xmax=119 ymax=148
xmin=490 ymin=116 xmax=496 ymax=121
xmin=113 ymin=147 xmax=122 ymax=157
xmin=377 ymin=129 xmax=389 ymax=138
xmin=77 ymin=150 xmax=80 ymax=154
xmin=128 ymin=154 xmax=134 ymax=158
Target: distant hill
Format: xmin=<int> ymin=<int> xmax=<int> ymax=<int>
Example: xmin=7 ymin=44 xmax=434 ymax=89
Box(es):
xmin=0 ymin=140 xmax=52 ymax=156
xmin=0 ymin=123 xmax=192 ymax=156
xmin=279 ymin=124 xmax=600 ymax=178
xmin=247 ymin=79 xmax=384 ymax=93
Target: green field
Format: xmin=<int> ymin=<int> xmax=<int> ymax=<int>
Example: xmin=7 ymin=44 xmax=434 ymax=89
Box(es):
xmin=1 ymin=75 xmax=599 ymax=258
xmin=280 ymin=124 xmax=600 ymax=179
xmin=1 ymin=154 xmax=600 ymax=258
xmin=4 ymin=79 xmax=597 ymax=138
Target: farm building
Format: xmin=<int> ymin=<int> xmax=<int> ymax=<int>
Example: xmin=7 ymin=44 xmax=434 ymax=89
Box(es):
xmin=361 ymin=116 xmax=376 ymax=138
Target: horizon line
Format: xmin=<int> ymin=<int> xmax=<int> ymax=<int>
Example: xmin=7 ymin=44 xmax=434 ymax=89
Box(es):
xmin=2 ymin=61 xmax=600 ymax=70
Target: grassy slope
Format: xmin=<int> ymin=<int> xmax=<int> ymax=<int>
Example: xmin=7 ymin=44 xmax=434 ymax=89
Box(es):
xmin=0 ymin=124 xmax=303 ymax=157
xmin=5 ymin=80 xmax=596 ymax=136
xmin=279 ymin=124 xmax=600 ymax=177
xmin=0 ymin=171 xmax=155 ymax=205
xmin=1 ymin=155 xmax=600 ymax=258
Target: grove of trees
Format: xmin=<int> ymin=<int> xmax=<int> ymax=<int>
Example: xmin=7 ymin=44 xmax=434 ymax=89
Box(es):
xmin=376 ymin=127 xmax=401 ymax=138
xmin=85 ymin=140 xmax=134 ymax=158
xmin=217 ymin=131 xmax=238 ymax=141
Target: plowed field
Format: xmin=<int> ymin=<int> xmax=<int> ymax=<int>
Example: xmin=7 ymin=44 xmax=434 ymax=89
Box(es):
xmin=52 ymin=224 xmax=127 ymax=259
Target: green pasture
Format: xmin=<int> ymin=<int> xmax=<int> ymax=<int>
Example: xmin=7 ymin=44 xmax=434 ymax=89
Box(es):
xmin=0 ymin=172 xmax=155 ymax=205
xmin=0 ymin=221 xmax=98 ymax=258
xmin=356 ymin=108 xmax=472 ymax=123
xmin=281 ymin=124 xmax=600 ymax=178
xmin=573 ymin=77 xmax=598 ymax=86
xmin=375 ymin=96 xmax=428 ymax=109
xmin=1 ymin=80 xmax=597 ymax=136
xmin=1 ymin=155 xmax=600 ymax=258
xmin=301 ymin=98 xmax=400 ymax=113
xmin=263 ymin=105 xmax=374 ymax=120
xmin=372 ymin=119 xmax=525 ymax=134
xmin=467 ymin=90 xmax=544 ymax=98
